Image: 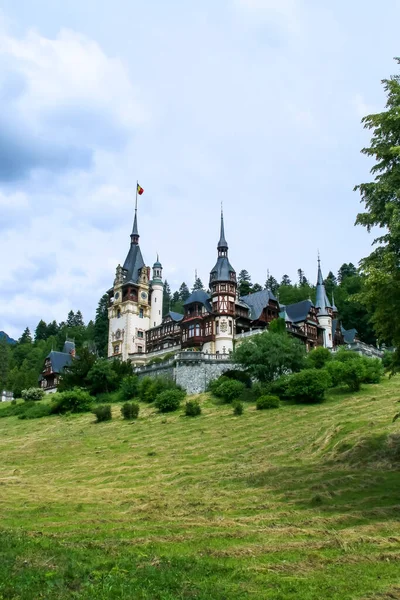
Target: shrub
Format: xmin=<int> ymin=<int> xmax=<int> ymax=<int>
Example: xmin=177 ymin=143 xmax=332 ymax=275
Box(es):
xmin=305 ymin=347 xmax=332 ymax=370
xmin=268 ymin=376 xmax=292 ymax=399
xmin=18 ymin=403 xmax=52 ymax=420
xmin=21 ymin=387 xmax=44 ymax=402
xmin=211 ymin=378 xmax=245 ymax=403
xmin=86 ymin=359 xmax=119 ymax=395
xmin=287 ymin=369 xmax=331 ymax=404
xmin=138 ymin=377 xmax=179 ymax=403
xmin=256 ymin=395 xmax=280 ymax=410
xmin=11 ymin=399 xmax=16 ymax=405
xmin=325 ymin=361 xmax=346 ymax=388
xmin=341 ymin=360 xmax=367 ymax=392
xmin=333 ymin=349 xmax=362 ymax=363
xmin=95 ymin=391 xmax=121 ymax=404
xmin=119 ymin=375 xmax=139 ymax=400
xmin=361 ymin=357 xmax=384 ymax=384
xmin=223 ymin=370 xmax=252 ymax=388
xmin=50 ymin=388 xmax=93 ymax=414
xmin=121 ymin=401 xmax=139 ymax=420
xmin=233 ymin=400 xmax=244 ymax=415
xmin=208 ymin=376 xmax=229 ymax=396
xmin=93 ymin=404 xmax=112 ymax=422
xmin=155 ymin=389 xmax=185 ymax=413
xmin=185 ymin=400 xmax=202 ymax=417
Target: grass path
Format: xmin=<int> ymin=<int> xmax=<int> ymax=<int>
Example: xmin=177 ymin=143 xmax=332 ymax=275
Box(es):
xmin=0 ymin=379 xmax=400 ymax=598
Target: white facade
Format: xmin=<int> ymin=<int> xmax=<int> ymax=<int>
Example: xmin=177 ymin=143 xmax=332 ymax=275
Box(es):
xmin=214 ymin=315 xmax=234 ymax=354
xmin=319 ymin=314 xmax=333 ymax=349
xmin=150 ymin=261 xmax=163 ymax=329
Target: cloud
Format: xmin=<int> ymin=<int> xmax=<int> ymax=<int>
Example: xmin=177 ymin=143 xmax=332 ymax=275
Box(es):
xmin=0 ymin=28 xmax=146 ymax=182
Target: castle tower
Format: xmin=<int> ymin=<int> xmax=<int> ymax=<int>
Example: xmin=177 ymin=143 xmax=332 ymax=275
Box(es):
xmin=315 ymin=256 xmax=333 ymax=349
xmin=209 ymin=209 xmax=237 ymax=355
xmin=107 ymin=203 xmax=151 ymax=361
xmin=150 ymin=255 xmax=163 ymax=328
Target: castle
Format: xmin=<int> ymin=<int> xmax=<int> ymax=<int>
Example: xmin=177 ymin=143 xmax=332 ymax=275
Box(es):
xmin=107 ymin=205 xmax=357 ymax=364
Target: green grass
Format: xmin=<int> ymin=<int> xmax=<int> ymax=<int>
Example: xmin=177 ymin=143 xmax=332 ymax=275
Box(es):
xmin=0 ymin=379 xmax=400 ymax=599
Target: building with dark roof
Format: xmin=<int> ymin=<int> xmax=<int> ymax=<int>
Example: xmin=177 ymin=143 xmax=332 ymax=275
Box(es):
xmin=40 ymin=340 xmax=76 ymax=393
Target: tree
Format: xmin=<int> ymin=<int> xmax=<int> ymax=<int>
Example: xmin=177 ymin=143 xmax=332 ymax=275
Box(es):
xmin=0 ymin=338 xmax=10 ymax=391
xmin=73 ymin=310 xmax=84 ymax=327
xmin=337 ymin=263 xmax=357 ymax=284
xmin=66 ymin=311 xmax=75 ymax=327
xmin=265 ymin=275 xmax=279 ymax=294
xmin=324 ymin=271 xmax=337 ymax=297
xmin=354 ymin=60 xmax=400 ymax=351
xmin=58 ymin=347 xmax=96 ymax=391
xmin=252 ymin=283 xmax=263 ymax=293
xmin=233 ymin=331 xmax=306 ymax=383
xmin=19 ymin=327 xmax=32 ymax=344
xmin=86 ymin=359 xmax=119 ymax=395
xmin=163 ymin=281 xmax=172 ymax=316
xmin=297 ymin=269 xmax=309 ymax=287
xmin=280 ymin=274 xmax=291 ymax=286
xmin=46 ymin=320 xmax=59 ymax=337
xmin=34 ymin=320 xmax=48 ymax=342
xmin=179 ymin=282 xmax=190 ymax=302
xmin=94 ymin=294 xmax=109 ymax=357
xmin=238 ymin=270 xmax=252 ymax=296
xmin=192 ymin=277 xmax=204 ymax=292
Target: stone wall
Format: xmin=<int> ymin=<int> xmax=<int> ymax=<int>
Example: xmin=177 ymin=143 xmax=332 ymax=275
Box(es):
xmin=134 ymin=352 xmax=234 ymax=394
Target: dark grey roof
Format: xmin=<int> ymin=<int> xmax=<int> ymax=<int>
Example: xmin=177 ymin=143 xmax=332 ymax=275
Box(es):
xmin=168 ymin=311 xmax=184 ymax=322
xmin=46 ymin=350 xmax=74 ymax=374
xmin=341 ymin=325 xmax=357 ymax=344
xmin=184 ymin=290 xmax=211 ymax=306
xmin=122 ymin=244 xmax=145 ymax=284
xmin=218 ymin=209 xmax=228 ymax=248
xmin=284 ymin=299 xmax=313 ymax=323
xmin=210 ymin=256 xmax=236 ymax=283
xmin=315 ymin=259 xmax=331 ymax=315
xmin=62 ymin=340 xmax=75 ymax=354
xmin=240 ymin=289 xmax=278 ymax=320
xmin=331 ymin=292 xmax=338 ymax=312
xmin=131 ymin=209 xmax=139 ymax=236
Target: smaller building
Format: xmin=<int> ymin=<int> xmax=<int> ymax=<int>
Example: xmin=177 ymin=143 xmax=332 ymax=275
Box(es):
xmin=40 ymin=340 xmax=75 ymax=393
xmin=1 ymin=390 xmax=14 ymax=402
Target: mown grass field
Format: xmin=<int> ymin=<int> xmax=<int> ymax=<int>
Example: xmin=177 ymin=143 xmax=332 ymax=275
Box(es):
xmin=0 ymin=379 xmax=400 ymax=599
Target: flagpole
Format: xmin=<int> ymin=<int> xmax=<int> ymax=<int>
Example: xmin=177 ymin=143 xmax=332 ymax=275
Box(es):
xmin=135 ymin=180 xmax=138 ymax=212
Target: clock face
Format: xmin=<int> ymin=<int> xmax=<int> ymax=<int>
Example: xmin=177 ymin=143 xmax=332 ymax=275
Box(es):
xmin=141 ymin=291 xmax=147 ymax=300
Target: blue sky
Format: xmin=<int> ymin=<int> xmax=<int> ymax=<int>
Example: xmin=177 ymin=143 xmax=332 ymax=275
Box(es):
xmin=0 ymin=0 xmax=399 ymax=338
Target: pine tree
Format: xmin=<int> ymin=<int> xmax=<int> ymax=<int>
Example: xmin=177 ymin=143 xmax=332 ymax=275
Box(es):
xmin=66 ymin=311 xmax=75 ymax=327
xmin=192 ymin=277 xmax=204 ymax=292
xmin=163 ymin=281 xmax=172 ymax=316
xmin=337 ymin=263 xmax=357 ymax=283
xmin=265 ymin=276 xmax=279 ymax=294
xmin=238 ymin=270 xmax=252 ymax=296
xmin=280 ymin=274 xmax=291 ymax=286
xmin=34 ymin=320 xmax=48 ymax=342
xmin=19 ymin=327 xmax=32 ymax=344
xmin=73 ymin=310 xmax=84 ymax=327
xmin=297 ymin=269 xmax=309 ymax=287
xmin=179 ymin=282 xmax=190 ymax=301
xmin=324 ymin=271 xmax=337 ymax=296
xmin=94 ymin=294 xmax=109 ymax=357
xmin=0 ymin=338 xmax=9 ymax=391
xmin=252 ymin=283 xmax=263 ymax=292
xmin=46 ymin=320 xmax=59 ymax=337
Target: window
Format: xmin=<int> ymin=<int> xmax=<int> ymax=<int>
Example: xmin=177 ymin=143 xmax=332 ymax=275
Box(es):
xmin=137 ymin=345 xmax=143 ymax=353
xmin=229 ymin=321 xmax=232 ymax=334
xmin=195 ymin=324 xmax=201 ymax=336
xmin=216 ymin=321 xmax=219 ymax=334
xmin=117 ymin=310 xmax=121 ymax=318
xmin=139 ymin=308 xmax=144 ymax=318
xmin=154 ymin=297 xmax=157 ymax=302
xmin=189 ymin=324 xmax=195 ymax=338
xmin=154 ymin=321 xmax=156 ymax=327
xmin=159 ymin=310 xmax=161 ymax=315
xmin=221 ymin=284 xmax=226 ymax=291
xmin=114 ymin=344 xmax=119 ymax=354
xmin=137 ymin=330 xmax=144 ymax=338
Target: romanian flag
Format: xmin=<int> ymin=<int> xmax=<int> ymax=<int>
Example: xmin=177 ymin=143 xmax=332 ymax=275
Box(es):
xmin=137 ymin=183 xmax=144 ymax=195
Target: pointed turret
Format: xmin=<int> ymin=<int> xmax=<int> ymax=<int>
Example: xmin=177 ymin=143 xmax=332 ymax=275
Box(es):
xmin=331 ymin=292 xmax=338 ymax=314
xmin=123 ymin=201 xmax=145 ymax=283
xmin=210 ymin=208 xmax=236 ymax=284
xmin=130 ymin=208 xmax=139 ymax=245
xmin=218 ymin=207 xmax=228 ymax=253
xmin=315 ymin=255 xmax=331 ymax=316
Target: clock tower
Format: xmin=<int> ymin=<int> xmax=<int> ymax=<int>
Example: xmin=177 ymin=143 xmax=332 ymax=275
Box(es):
xmin=108 ymin=205 xmax=151 ymax=361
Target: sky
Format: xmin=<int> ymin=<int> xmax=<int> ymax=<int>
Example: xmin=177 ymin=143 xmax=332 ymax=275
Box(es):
xmin=0 ymin=0 xmax=399 ymax=339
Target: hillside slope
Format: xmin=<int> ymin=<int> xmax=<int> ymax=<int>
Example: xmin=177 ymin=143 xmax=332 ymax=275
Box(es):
xmin=0 ymin=380 xmax=400 ymax=599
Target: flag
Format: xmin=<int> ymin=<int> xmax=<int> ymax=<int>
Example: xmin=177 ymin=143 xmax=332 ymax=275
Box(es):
xmin=137 ymin=183 xmax=144 ymax=195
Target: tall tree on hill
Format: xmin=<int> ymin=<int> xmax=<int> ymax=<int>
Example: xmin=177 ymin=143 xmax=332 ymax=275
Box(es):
xmin=337 ymin=263 xmax=357 ymax=284
xmin=66 ymin=311 xmax=75 ymax=327
xmin=280 ymin=274 xmax=291 ymax=286
xmin=179 ymin=282 xmax=190 ymax=302
xmin=19 ymin=327 xmax=32 ymax=344
xmin=252 ymin=283 xmax=263 ymax=292
xmin=324 ymin=271 xmax=337 ymax=297
xmin=354 ymin=60 xmax=400 ymax=352
xmin=46 ymin=320 xmax=59 ymax=337
xmin=73 ymin=310 xmax=84 ymax=327
xmin=192 ymin=277 xmax=204 ymax=292
xmin=297 ymin=269 xmax=309 ymax=287
xmin=0 ymin=338 xmax=9 ymax=391
xmin=34 ymin=320 xmax=48 ymax=342
xmin=94 ymin=294 xmax=109 ymax=357
xmin=265 ymin=275 xmax=279 ymax=294
xmin=163 ymin=281 xmax=172 ymax=316
xmin=238 ymin=270 xmax=252 ymax=296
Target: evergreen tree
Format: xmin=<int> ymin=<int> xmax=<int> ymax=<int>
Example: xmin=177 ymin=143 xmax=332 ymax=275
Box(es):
xmin=34 ymin=320 xmax=48 ymax=342
xmin=163 ymin=281 xmax=172 ymax=316
xmin=252 ymin=283 xmax=263 ymax=293
xmin=179 ymin=282 xmax=190 ymax=302
xmin=297 ymin=269 xmax=309 ymax=287
xmin=73 ymin=310 xmax=84 ymax=327
xmin=46 ymin=320 xmax=59 ymax=337
xmin=0 ymin=338 xmax=9 ymax=391
xmin=265 ymin=276 xmax=279 ymax=294
xmin=280 ymin=274 xmax=291 ymax=286
xmin=19 ymin=327 xmax=32 ymax=344
xmin=324 ymin=271 xmax=337 ymax=297
xmin=337 ymin=263 xmax=357 ymax=283
xmin=172 ymin=291 xmax=180 ymax=304
xmin=94 ymin=294 xmax=109 ymax=357
xmin=192 ymin=277 xmax=204 ymax=292
xmin=66 ymin=311 xmax=75 ymax=327
xmin=238 ymin=270 xmax=252 ymax=296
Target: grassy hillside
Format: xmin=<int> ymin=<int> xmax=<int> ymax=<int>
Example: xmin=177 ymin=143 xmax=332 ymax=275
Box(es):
xmin=0 ymin=380 xmax=400 ymax=599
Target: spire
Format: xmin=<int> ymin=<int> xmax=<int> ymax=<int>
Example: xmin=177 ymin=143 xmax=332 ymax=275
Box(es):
xmin=331 ymin=291 xmax=338 ymax=312
xmin=130 ymin=194 xmax=139 ymax=245
xmin=218 ymin=205 xmax=228 ymax=251
xmin=315 ymin=255 xmax=331 ymax=316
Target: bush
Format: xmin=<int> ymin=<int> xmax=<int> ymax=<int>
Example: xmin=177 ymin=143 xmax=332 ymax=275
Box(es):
xmin=233 ymin=400 xmax=244 ymax=415
xmin=11 ymin=399 xmax=16 ymax=405
xmin=223 ymin=370 xmax=252 ymax=388
xmin=361 ymin=357 xmax=384 ymax=384
xmin=325 ymin=361 xmax=346 ymax=388
xmin=18 ymin=403 xmax=52 ymax=420
xmin=21 ymin=387 xmax=44 ymax=402
xmin=210 ymin=378 xmax=245 ymax=403
xmin=86 ymin=359 xmax=119 ymax=395
xmin=305 ymin=347 xmax=332 ymax=370
xmin=119 ymin=375 xmax=139 ymax=400
xmin=93 ymin=404 xmax=112 ymax=422
xmin=287 ymin=369 xmax=331 ymax=404
xmin=138 ymin=377 xmax=179 ymax=403
xmin=50 ymin=388 xmax=93 ymax=414
xmin=256 ymin=395 xmax=280 ymax=410
xmin=268 ymin=376 xmax=292 ymax=400
xmin=333 ymin=349 xmax=362 ymax=363
xmin=341 ymin=360 xmax=366 ymax=392
xmin=155 ymin=389 xmax=185 ymax=413
xmin=95 ymin=391 xmax=121 ymax=404
xmin=185 ymin=400 xmax=202 ymax=417
xmin=121 ymin=401 xmax=139 ymax=420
